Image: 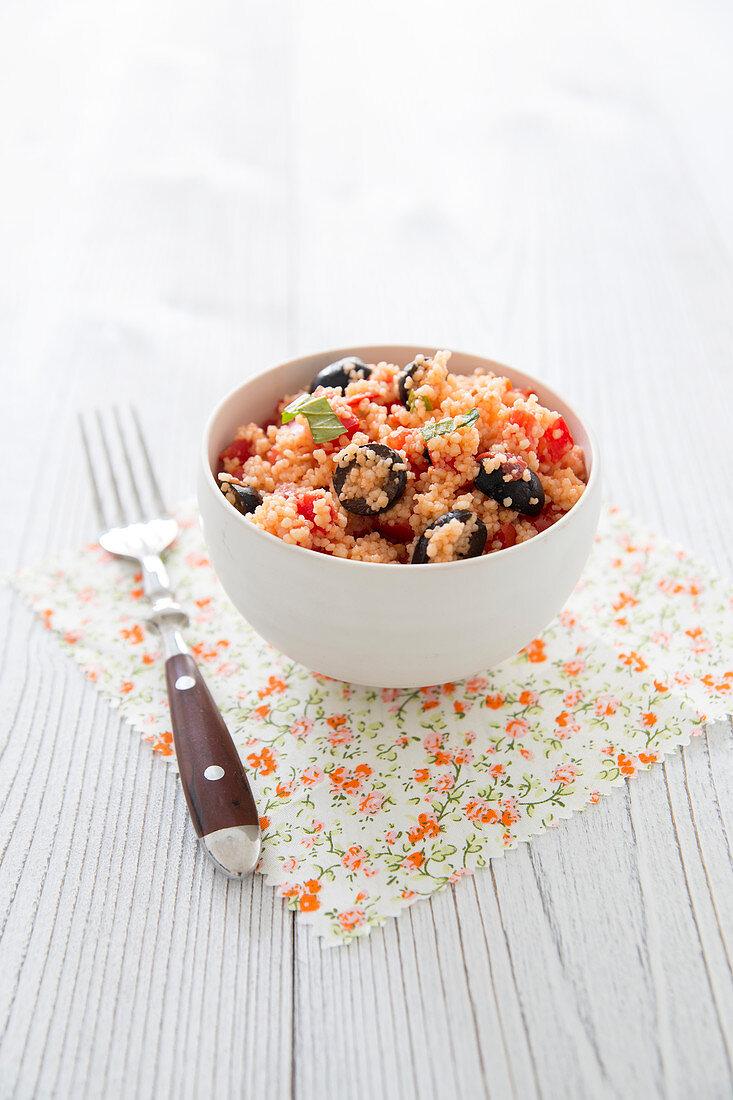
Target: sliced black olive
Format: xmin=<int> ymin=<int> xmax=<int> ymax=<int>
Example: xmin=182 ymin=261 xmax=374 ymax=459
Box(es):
xmin=219 ymin=481 xmax=263 ymax=516
xmin=309 ymin=356 xmax=372 ymax=394
xmin=412 ymin=510 xmax=487 ymax=564
xmin=332 ymin=443 xmax=407 ymax=516
xmin=474 ymin=452 xmax=544 ymax=517
xmin=397 ymin=355 xmax=430 ymax=406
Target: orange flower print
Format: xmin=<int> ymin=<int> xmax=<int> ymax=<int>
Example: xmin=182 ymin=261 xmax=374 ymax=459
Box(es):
xmin=523 ymin=638 xmax=547 ymax=663
xmin=638 ymin=752 xmax=658 ymax=765
xmin=505 ymin=718 xmax=528 ymax=739
xmin=484 ymin=692 xmax=505 ymax=709
xmin=434 ymin=750 xmax=453 ymax=766
xmin=466 ymin=676 xmax=488 ymax=693
xmin=594 ymin=694 xmax=620 ymax=717
xmin=257 ymin=675 xmax=287 ymax=698
xmin=562 ymin=658 xmax=585 ymax=676
xmin=433 ymin=772 xmax=454 ymax=793
xmin=299 ymin=893 xmax=320 ymax=912
xmin=555 ymin=711 xmax=571 ymax=728
xmin=290 ymin=718 xmax=313 ymax=738
xmin=465 ymin=798 xmax=499 ymax=824
xmin=564 ymin=689 xmax=583 ymax=707
xmin=326 ymin=713 xmax=349 ymax=730
xmin=454 ymin=748 xmax=474 ymax=766
xmin=384 ymin=830 xmax=399 ymax=844
xmin=301 ymin=766 xmax=325 ymax=786
xmin=304 ymin=879 xmax=321 ymax=893
xmin=142 ymin=653 xmax=155 ymax=665
xmin=519 ymin=746 xmax=534 ymax=760
xmin=551 ymin=763 xmax=578 ymax=786
xmin=358 ymin=792 xmax=384 ymax=814
xmin=120 ymin=681 xmax=134 ymax=694
xmin=442 ymin=682 xmax=456 ymax=695
xmin=252 ymin=704 xmax=270 ymax=720
xmin=414 ymin=768 xmax=430 ymax=783
xmin=612 ymin=590 xmax=639 ymax=611
xmin=641 ymin=712 xmax=657 ymax=728
xmin=247 ymin=746 xmax=277 ymax=775
xmin=259 ymin=816 xmax=270 ymax=831
xmin=401 ymin=851 xmax=424 ymax=870
xmin=654 ymin=679 xmax=669 ymax=694
xmin=619 ymin=651 xmax=648 ymax=673
xmin=338 ymin=908 xmax=365 ymax=932
xmin=40 ymin=609 xmax=54 ymax=629
xmin=518 ymin=690 xmax=538 ymax=706
xmin=490 ymin=763 xmax=505 ymax=777
xmin=121 ymin=623 xmax=144 ymax=645
xmin=342 ymin=846 xmax=368 ymax=871
xmin=617 ymin=753 xmax=636 ymax=776
xmin=64 ymin=630 xmax=81 ymax=645
xmin=685 ymin=627 xmax=712 ymax=655
xmin=589 ymin=791 xmax=600 ymax=804
xmin=276 ymin=781 xmax=293 ymax=798
xmin=453 ymin=701 xmax=468 ymax=715
xmin=327 ymin=723 xmax=354 ymax=747
xmin=423 ymin=731 xmax=443 ymax=753
xmin=500 ymin=797 xmax=519 ymax=826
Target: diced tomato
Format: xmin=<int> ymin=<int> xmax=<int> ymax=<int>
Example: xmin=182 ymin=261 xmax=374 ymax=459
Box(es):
xmin=507 ymin=408 xmax=538 ymax=436
xmin=492 ymin=522 xmax=517 ymax=550
xmin=296 ymin=492 xmax=318 ymax=523
xmin=219 ymin=439 xmax=253 ymax=466
xmin=530 ymin=503 xmax=564 ymax=533
xmin=379 ymin=521 xmax=414 ymax=543
xmin=538 ymin=416 xmax=573 ymax=465
xmin=518 ymin=387 xmax=539 ymax=400
xmin=337 ymin=409 xmax=361 ymax=435
xmin=344 ymin=391 xmax=383 ymax=408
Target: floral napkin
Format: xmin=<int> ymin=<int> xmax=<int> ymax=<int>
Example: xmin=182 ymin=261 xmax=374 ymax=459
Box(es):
xmin=11 ymin=503 xmax=733 ymax=944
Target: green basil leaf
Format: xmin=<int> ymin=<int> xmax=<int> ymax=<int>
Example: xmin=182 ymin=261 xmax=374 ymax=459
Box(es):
xmin=421 ymin=407 xmax=479 ymax=442
xmin=281 ymin=394 xmax=347 ymax=444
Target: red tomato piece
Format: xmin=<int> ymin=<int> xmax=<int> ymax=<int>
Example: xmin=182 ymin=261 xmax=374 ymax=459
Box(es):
xmin=507 ymin=407 xmax=538 ymax=436
xmin=539 ymin=416 xmax=574 ymax=464
xmin=344 ymin=392 xmax=382 ymax=408
xmin=530 ymin=503 xmax=564 ymax=533
xmin=493 ymin=522 xmax=517 ymax=550
xmin=337 ymin=409 xmax=361 ymax=435
xmin=379 ymin=521 xmax=414 ymax=543
xmin=219 ymin=439 xmax=252 ymax=466
xmin=296 ymin=493 xmax=318 ymax=523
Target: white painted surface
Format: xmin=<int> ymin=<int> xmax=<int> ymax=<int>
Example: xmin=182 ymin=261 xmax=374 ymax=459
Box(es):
xmin=1 ymin=1 xmax=732 ymax=1097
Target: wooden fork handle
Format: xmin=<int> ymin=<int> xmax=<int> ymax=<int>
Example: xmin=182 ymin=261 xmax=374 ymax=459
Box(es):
xmin=165 ymin=653 xmax=261 ymax=877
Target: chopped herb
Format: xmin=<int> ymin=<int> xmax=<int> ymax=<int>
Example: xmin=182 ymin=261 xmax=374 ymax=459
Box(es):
xmin=421 ymin=407 xmax=479 ymax=442
xmin=281 ymin=393 xmax=348 ymax=444
xmin=407 ymin=389 xmax=433 ymax=413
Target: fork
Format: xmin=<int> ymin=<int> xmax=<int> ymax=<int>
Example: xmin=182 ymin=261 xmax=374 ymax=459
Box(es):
xmin=79 ymin=406 xmax=261 ymax=878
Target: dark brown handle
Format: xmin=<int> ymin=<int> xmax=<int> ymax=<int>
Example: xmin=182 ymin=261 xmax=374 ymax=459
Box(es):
xmin=165 ymin=652 xmax=259 ymax=838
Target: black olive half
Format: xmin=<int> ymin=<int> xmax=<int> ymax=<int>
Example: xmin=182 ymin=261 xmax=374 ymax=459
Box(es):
xmin=332 ymin=443 xmax=407 ymax=516
xmin=309 ymin=356 xmax=372 ymax=394
xmin=397 ymin=355 xmax=430 ymax=406
xmin=220 ymin=481 xmax=263 ymax=516
xmin=412 ymin=510 xmax=487 ymax=564
xmin=474 ymin=453 xmax=544 ymax=517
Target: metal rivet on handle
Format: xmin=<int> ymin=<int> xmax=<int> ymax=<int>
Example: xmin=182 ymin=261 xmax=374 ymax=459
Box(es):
xmin=204 ymin=765 xmax=225 ymax=781
xmin=174 ymin=675 xmax=196 ymax=690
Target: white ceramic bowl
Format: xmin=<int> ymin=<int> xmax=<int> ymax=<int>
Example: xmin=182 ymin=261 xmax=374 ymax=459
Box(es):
xmin=198 ymin=346 xmax=601 ymax=688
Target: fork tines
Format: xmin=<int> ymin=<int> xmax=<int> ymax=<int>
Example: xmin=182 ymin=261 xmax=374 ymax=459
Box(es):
xmin=79 ymin=406 xmax=167 ymax=531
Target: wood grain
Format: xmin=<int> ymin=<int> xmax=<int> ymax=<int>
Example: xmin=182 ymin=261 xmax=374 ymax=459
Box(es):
xmin=1 ymin=0 xmax=732 ymax=1097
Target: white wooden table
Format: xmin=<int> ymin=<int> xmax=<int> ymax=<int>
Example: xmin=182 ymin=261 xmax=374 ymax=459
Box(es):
xmin=1 ymin=1 xmax=732 ymax=1096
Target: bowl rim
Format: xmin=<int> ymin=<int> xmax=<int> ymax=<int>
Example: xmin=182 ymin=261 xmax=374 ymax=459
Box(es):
xmin=200 ymin=345 xmax=601 ymax=572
